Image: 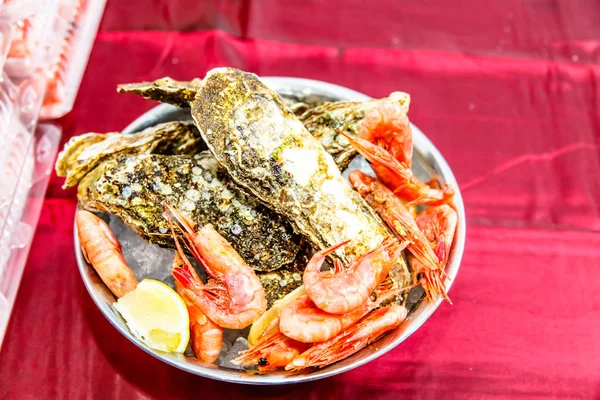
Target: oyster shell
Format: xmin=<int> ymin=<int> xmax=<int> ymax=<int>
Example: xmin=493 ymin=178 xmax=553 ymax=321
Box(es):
xmin=190 ymin=68 xmax=410 ymax=287
xmin=78 ymin=153 xmax=301 ymax=272
xmin=57 ymin=121 xmax=202 ymax=188
xmin=117 ymin=77 xmax=409 ymax=172
xmin=117 ymin=77 xmax=202 ymax=108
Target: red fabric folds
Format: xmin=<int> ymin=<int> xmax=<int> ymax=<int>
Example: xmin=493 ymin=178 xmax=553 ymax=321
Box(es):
xmin=1 ymin=2 xmax=600 ymax=398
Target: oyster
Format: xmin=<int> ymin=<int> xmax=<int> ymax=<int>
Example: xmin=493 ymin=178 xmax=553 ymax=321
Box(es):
xmin=78 ymin=153 xmax=301 ymax=272
xmin=57 ymin=91 xmax=409 ymax=188
xmin=57 ymin=121 xmax=202 ymax=188
xmin=117 ymin=78 xmax=409 ymax=171
xmin=117 ymin=77 xmax=202 ymax=108
xmin=190 ymin=67 xmax=410 ymax=287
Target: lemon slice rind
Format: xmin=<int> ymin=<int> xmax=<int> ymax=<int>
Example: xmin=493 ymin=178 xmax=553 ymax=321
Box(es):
xmin=114 ymin=279 xmax=190 ymax=353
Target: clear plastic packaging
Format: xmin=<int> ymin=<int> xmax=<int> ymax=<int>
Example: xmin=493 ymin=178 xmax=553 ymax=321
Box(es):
xmin=0 ymin=0 xmax=102 ymax=347
xmin=41 ymin=0 xmax=106 ymax=119
xmin=0 ymin=123 xmax=61 ymax=346
xmin=0 ymin=21 xmax=13 ymax=73
xmin=1 ymin=0 xmax=106 ymax=119
xmin=2 ymin=0 xmax=63 ymax=77
xmin=0 ymin=71 xmax=49 ymax=346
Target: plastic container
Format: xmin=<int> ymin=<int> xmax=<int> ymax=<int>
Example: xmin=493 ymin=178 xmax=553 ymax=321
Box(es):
xmin=1 ymin=0 xmax=106 ymax=119
xmin=0 ymin=69 xmax=52 ymax=346
xmin=0 ymin=123 xmax=61 ymax=347
xmin=2 ymin=0 xmax=63 ymax=77
xmin=41 ymin=0 xmax=106 ymax=119
xmin=0 ymin=0 xmax=103 ymax=346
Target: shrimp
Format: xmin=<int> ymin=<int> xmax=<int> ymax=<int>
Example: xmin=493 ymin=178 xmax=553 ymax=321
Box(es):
xmin=286 ymin=305 xmax=407 ymax=371
xmin=416 ymin=205 xmax=458 ymax=268
xmin=76 ymin=210 xmax=137 ymax=298
xmin=406 ymin=205 xmax=457 ymax=302
xmin=173 ymin=252 xmax=223 ymax=364
xmin=303 ymin=238 xmax=406 ymax=314
xmin=233 ymin=331 xmax=309 ymax=372
xmin=349 ymin=171 xmax=450 ymax=302
xmin=165 ymin=203 xmax=267 ymax=329
xmin=358 ymin=101 xmax=413 ymax=168
xmin=279 ymin=284 xmax=399 ymax=343
xmin=339 ymin=130 xmax=454 ymax=206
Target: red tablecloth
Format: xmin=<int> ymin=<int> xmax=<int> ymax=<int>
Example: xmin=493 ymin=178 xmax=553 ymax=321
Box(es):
xmin=2 ymin=1 xmax=600 ymax=399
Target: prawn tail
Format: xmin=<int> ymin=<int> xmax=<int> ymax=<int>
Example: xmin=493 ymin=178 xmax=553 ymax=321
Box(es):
xmin=405 ymin=195 xmax=432 ymax=208
xmin=442 ymin=184 xmax=456 ymax=201
xmin=426 ymin=177 xmax=443 ymax=190
xmin=405 ymin=184 xmax=455 ymax=208
xmin=191 ymin=320 xmax=223 ymax=363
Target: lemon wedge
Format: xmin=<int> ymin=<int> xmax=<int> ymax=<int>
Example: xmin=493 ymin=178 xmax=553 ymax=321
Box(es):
xmin=114 ymin=279 xmax=190 ymax=353
xmin=248 ymin=285 xmax=306 ymax=346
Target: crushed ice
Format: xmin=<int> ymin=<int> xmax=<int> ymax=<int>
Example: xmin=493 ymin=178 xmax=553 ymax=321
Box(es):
xmin=217 ymin=337 xmax=248 ymax=370
xmin=108 ymin=215 xmax=176 ymax=288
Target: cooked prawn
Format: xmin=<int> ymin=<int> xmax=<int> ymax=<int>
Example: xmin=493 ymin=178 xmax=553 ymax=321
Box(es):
xmin=173 ymin=252 xmax=223 ymax=363
xmin=279 ymin=284 xmax=400 ymax=343
xmin=76 ymin=210 xmax=137 ymax=298
xmin=303 ymin=238 xmax=406 ymax=314
xmin=286 ymin=305 xmax=407 ymax=371
xmin=340 ymin=130 xmax=454 ymax=206
xmin=233 ymin=331 xmax=309 ymax=372
xmin=416 ymin=204 xmax=458 ymax=268
xmin=165 ymin=203 xmax=267 ymax=329
xmin=406 ymin=205 xmax=457 ymax=303
xmin=358 ymin=101 xmax=413 ymax=168
xmin=349 ymin=171 xmax=450 ymax=302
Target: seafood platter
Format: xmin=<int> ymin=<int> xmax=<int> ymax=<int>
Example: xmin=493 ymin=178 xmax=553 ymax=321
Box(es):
xmin=57 ymin=69 xmax=465 ymax=384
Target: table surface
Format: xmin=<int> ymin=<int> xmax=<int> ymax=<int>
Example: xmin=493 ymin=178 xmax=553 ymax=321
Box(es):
xmin=2 ymin=1 xmax=600 ymax=399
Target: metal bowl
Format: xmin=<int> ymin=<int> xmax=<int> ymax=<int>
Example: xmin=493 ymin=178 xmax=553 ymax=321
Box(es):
xmin=74 ymin=77 xmax=466 ymax=385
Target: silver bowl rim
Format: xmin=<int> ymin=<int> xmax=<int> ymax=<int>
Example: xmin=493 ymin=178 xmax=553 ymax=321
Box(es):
xmin=74 ymin=76 xmax=466 ymax=385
